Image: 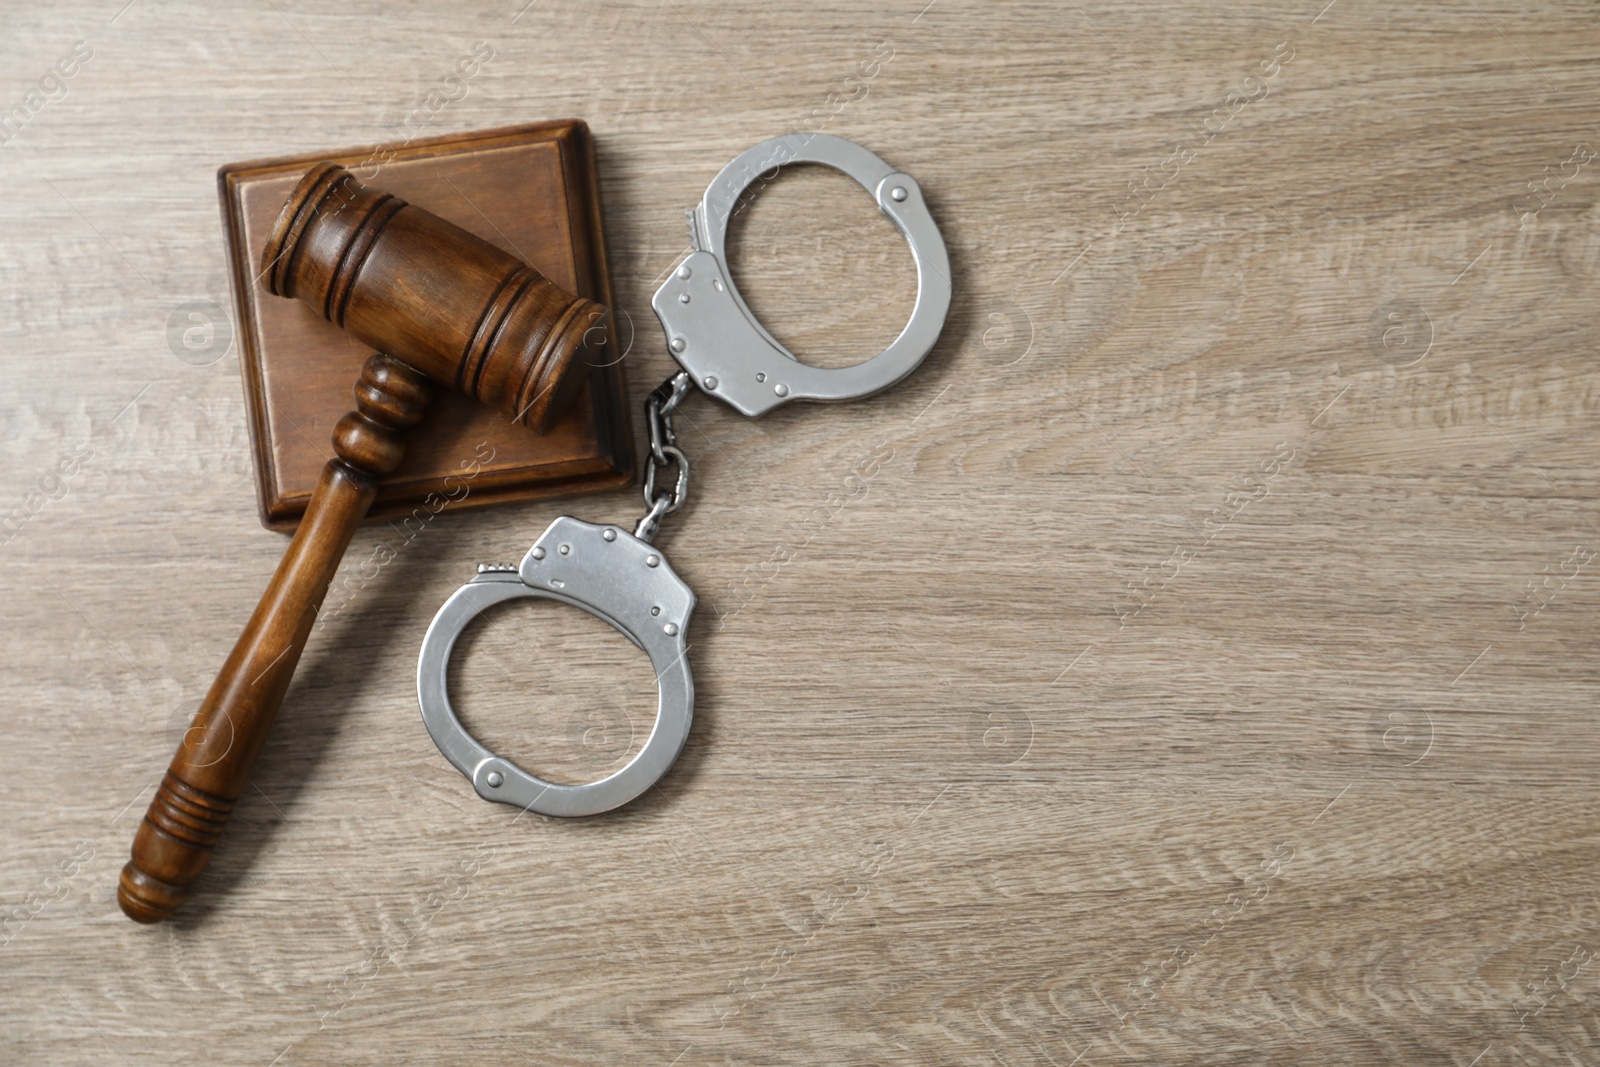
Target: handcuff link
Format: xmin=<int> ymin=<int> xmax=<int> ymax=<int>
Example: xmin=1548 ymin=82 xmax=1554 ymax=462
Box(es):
xmin=417 ymin=134 xmax=951 ymax=818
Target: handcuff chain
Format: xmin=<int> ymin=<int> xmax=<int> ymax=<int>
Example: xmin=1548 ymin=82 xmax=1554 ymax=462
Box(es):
xmin=635 ymin=370 xmax=694 ymax=542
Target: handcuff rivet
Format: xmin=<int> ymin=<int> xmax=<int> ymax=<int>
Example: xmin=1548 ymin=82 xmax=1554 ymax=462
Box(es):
xmin=422 ymin=137 xmax=949 ymax=821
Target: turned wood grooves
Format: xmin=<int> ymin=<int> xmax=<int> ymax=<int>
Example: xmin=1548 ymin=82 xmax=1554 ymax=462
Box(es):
xmin=118 ymin=355 xmax=433 ymax=924
xmin=262 ymin=162 xmax=609 ymax=435
xmin=143 ymin=771 xmax=236 ymax=850
xmin=217 ymin=121 xmax=635 ymax=532
xmin=121 ymin=150 xmax=623 ymax=924
xmin=463 ymin=264 xmax=538 ymax=400
xmin=326 ymin=194 xmax=403 ymax=326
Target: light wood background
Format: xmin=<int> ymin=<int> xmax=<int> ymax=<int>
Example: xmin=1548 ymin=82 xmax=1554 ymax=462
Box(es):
xmin=4 ymin=1 xmax=1600 ymax=1063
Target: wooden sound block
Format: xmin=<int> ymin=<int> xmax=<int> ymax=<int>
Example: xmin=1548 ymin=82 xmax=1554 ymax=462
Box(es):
xmin=219 ymin=120 xmax=634 ymax=532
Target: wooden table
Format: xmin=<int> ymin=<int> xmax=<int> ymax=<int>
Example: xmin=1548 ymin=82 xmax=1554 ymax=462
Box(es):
xmin=4 ymin=2 xmax=1598 ymax=1063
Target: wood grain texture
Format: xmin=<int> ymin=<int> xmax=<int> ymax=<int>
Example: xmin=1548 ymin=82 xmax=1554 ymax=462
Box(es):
xmin=3 ymin=0 xmax=1600 ymax=1063
xmin=118 ymin=354 xmax=432 ymax=924
xmin=223 ymin=122 xmax=633 ymax=531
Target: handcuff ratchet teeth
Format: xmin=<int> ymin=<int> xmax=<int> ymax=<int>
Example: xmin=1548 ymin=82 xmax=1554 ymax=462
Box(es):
xmin=416 ymin=133 xmax=951 ymax=818
xmin=418 ymin=517 xmax=694 ymax=818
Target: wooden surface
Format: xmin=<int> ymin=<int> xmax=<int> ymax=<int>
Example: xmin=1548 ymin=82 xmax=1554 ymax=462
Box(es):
xmin=119 ymin=354 xmax=433 ymax=924
xmin=3 ymin=1 xmax=1600 ymax=1063
xmin=224 ymin=122 xmax=631 ymax=531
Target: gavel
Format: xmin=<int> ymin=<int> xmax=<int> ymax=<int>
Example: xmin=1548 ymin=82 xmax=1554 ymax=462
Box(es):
xmin=118 ymin=163 xmax=612 ymax=923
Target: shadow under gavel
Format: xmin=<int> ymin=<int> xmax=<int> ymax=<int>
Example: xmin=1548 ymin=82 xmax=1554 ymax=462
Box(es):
xmin=118 ymin=163 xmax=612 ymax=923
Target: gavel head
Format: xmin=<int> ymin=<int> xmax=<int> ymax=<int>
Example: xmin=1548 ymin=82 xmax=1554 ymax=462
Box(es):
xmin=262 ymin=162 xmax=611 ymax=435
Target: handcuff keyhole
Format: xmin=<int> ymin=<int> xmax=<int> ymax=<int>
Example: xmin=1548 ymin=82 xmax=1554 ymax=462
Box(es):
xmin=724 ymin=163 xmax=918 ymax=370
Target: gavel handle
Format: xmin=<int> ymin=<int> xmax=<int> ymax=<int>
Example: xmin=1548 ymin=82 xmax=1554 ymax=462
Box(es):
xmin=118 ymin=355 xmax=432 ymax=923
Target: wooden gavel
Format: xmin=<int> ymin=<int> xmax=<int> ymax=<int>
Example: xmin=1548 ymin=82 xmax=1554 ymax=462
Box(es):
xmin=118 ymin=163 xmax=612 ymax=923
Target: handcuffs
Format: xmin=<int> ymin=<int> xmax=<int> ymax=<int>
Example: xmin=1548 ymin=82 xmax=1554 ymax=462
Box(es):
xmin=416 ymin=133 xmax=951 ymax=817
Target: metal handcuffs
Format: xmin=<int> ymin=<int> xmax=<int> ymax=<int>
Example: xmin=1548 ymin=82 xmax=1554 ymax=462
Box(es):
xmin=416 ymin=133 xmax=951 ymax=817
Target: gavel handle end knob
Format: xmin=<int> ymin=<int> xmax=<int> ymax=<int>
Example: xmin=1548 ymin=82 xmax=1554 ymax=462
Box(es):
xmin=118 ymin=861 xmax=185 ymax=924
xmin=117 ymin=354 xmax=432 ymax=924
xmin=118 ymin=769 xmax=238 ymax=922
